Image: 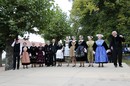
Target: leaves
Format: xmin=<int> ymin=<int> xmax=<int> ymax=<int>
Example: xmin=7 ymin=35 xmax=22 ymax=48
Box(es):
xmin=0 ymin=0 xmax=54 ymax=49
xmin=42 ymin=6 xmax=71 ymax=42
xmin=70 ymin=0 xmax=130 ymax=42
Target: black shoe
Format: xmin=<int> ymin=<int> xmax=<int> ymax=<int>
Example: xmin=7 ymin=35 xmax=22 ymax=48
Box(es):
xmin=79 ymin=65 xmax=82 ymax=67
xmin=119 ymin=65 xmax=123 ymax=67
xmin=57 ymin=65 xmax=60 ymax=67
xmin=67 ymin=65 xmax=69 ymax=67
xmin=88 ymin=65 xmax=91 ymax=67
xmin=72 ymin=65 xmax=76 ymax=67
xmin=114 ymin=65 xmax=117 ymax=68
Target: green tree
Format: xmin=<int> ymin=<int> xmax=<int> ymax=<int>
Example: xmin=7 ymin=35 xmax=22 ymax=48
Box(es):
xmin=42 ymin=6 xmax=72 ymax=42
xmin=70 ymin=0 xmax=130 ymax=42
xmin=0 ymin=0 xmax=54 ymax=70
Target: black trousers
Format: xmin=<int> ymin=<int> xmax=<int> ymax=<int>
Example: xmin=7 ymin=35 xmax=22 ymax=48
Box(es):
xmin=112 ymin=49 xmax=122 ymax=66
xmin=13 ymin=52 xmax=20 ymax=70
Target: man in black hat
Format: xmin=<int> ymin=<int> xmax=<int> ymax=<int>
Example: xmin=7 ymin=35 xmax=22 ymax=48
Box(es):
xmin=11 ymin=38 xmax=21 ymax=70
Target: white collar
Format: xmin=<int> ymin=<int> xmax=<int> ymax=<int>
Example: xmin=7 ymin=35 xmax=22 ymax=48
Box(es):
xmin=79 ymin=40 xmax=83 ymax=42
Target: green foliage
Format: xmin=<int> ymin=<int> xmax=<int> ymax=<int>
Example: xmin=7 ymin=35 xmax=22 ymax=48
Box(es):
xmin=0 ymin=0 xmax=54 ymax=41
xmin=0 ymin=0 xmax=55 ymax=51
xmin=42 ymin=6 xmax=72 ymax=42
xmin=70 ymin=0 xmax=130 ymax=42
xmin=0 ymin=0 xmax=55 ymax=70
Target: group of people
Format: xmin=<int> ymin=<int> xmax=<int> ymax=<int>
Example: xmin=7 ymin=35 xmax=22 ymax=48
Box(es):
xmin=12 ymin=31 xmax=125 ymax=70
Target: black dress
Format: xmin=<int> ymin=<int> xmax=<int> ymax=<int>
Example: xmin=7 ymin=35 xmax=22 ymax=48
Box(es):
xmin=29 ymin=46 xmax=37 ymax=64
xmin=36 ymin=46 xmax=45 ymax=64
xmin=44 ymin=44 xmax=53 ymax=66
xmin=76 ymin=40 xmax=87 ymax=61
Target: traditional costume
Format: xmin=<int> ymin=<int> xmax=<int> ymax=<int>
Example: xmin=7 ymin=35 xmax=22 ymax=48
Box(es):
xmin=21 ymin=46 xmax=30 ymax=66
xmin=36 ymin=46 xmax=45 ymax=66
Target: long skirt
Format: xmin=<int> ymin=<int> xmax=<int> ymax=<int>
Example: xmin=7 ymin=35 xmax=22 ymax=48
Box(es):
xmin=37 ymin=54 xmax=45 ymax=64
xmin=87 ymin=48 xmax=94 ymax=62
xmin=21 ymin=52 xmax=30 ymax=65
xmin=30 ymin=56 xmax=37 ymax=64
xmin=64 ymin=46 xmax=70 ymax=56
xmin=95 ymin=46 xmax=108 ymax=63
xmin=45 ymin=54 xmax=53 ymax=66
xmin=70 ymin=46 xmax=75 ymax=57
xmin=56 ymin=49 xmax=64 ymax=62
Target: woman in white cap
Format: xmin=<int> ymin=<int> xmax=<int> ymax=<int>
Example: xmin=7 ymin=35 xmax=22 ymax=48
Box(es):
xmin=63 ymin=36 xmax=71 ymax=66
xmin=56 ymin=40 xmax=64 ymax=67
xmin=94 ymin=34 xmax=108 ymax=67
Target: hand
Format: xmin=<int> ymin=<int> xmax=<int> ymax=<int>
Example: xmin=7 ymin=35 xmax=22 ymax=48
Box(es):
xmin=84 ymin=48 xmax=87 ymax=53
xmin=119 ymin=35 xmax=123 ymax=38
xmin=111 ymin=47 xmax=113 ymax=50
xmin=106 ymin=50 xmax=111 ymax=53
xmin=20 ymin=55 xmax=22 ymax=58
xmin=19 ymin=53 xmax=21 ymax=56
xmin=93 ymin=51 xmax=95 ymax=54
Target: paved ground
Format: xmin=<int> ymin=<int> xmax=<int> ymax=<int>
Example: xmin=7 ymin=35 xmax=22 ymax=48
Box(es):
xmin=0 ymin=63 xmax=130 ymax=86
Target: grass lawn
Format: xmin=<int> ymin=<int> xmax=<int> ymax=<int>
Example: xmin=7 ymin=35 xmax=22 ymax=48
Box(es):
xmin=122 ymin=54 xmax=130 ymax=66
xmin=123 ymin=59 xmax=130 ymax=66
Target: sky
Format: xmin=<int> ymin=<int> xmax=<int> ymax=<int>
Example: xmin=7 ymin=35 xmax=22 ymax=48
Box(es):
xmin=55 ymin=0 xmax=72 ymax=16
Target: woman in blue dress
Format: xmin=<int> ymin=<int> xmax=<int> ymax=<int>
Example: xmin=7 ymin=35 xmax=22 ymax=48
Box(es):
xmin=94 ymin=34 xmax=108 ymax=67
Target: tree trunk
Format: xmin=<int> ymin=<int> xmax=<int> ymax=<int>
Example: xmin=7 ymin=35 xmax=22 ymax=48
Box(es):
xmin=5 ymin=41 xmax=13 ymax=71
xmin=0 ymin=50 xmax=2 ymax=67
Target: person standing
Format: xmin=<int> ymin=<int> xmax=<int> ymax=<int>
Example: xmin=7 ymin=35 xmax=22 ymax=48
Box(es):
xmin=86 ymin=36 xmax=95 ymax=67
xmin=63 ymin=36 xmax=70 ymax=67
xmin=69 ymin=36 xmax=77 ymax=67
xmin=94 ymin=34 xmax=108 ymax=67
xmin=29 ymin=42 xmax=37 ymax=67
xmin=21 ymin=42 xmax=30 ymax=69
xmin=11 ymin=38 xmax=21 ymax=70
xmin=50 ymin=39 xmax=57 ymax=66
xmin=56 ymin=41 xmax=64 ymax=67
xmin=44 ymin=41 xmax=52 ymax=67
xmin=110 ymin=31 xmax=125 ymax=67
xmin=76 ymin=35 xmax=87 ymax=67
xmin=36 ymin=43 xmax=45 ymax=67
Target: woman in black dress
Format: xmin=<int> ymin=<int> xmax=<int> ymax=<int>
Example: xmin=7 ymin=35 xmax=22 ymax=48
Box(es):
xmin=44 ymin=41 xmax=52 ymax=67
xmin=76 ymin=35 xmax=87 ymax=67
xmin=36 ymin=43 xmax=45 ymax=67
xmin=29 ymin=42 xmax=37 ymax=67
